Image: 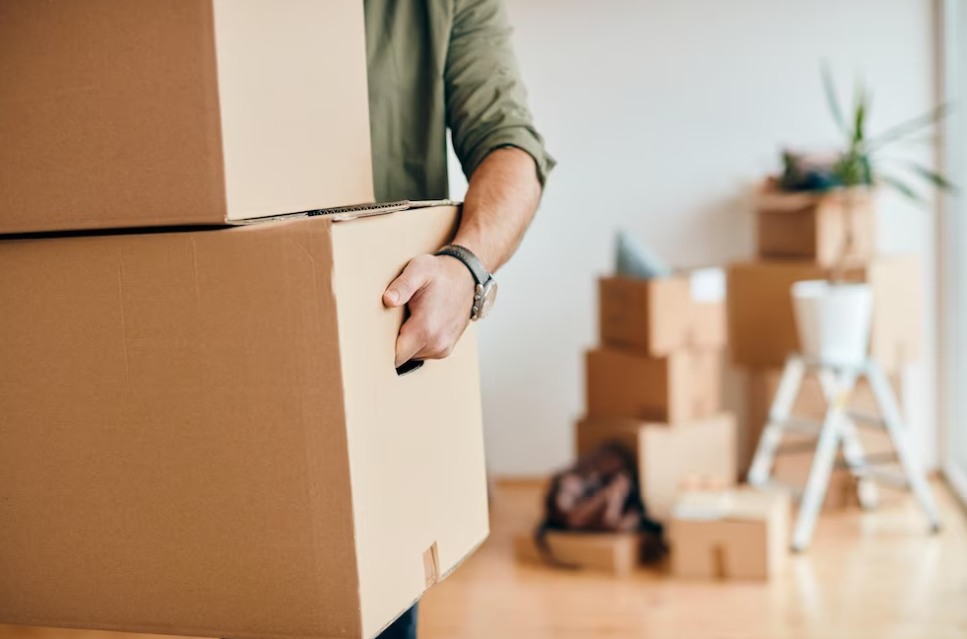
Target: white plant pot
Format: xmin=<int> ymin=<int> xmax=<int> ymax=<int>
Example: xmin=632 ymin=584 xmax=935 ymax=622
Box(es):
xmin=791 ymin=280 xmax=874 ymax=367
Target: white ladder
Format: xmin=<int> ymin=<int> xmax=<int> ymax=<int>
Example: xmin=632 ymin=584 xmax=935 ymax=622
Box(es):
xmin=747 ymin=354 xmax=942 ymax=551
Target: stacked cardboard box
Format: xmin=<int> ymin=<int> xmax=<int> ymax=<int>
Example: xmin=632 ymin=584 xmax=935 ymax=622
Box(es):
xmin=513 ymin=530 xmax=645 ymax=576
xmin=729 ymin=182 xmax=921 ymax=485
xmin=669 ymin=488 xmax=790 ymax=580
xmin=578 ymin=269 xmax=737 ymax=522
xmin=0 ymin=4 xmax=488 ymax=639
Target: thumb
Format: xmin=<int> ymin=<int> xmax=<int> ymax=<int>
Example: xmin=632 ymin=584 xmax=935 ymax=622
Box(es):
xmin=383 ymin=257 xmax=431 ymax=308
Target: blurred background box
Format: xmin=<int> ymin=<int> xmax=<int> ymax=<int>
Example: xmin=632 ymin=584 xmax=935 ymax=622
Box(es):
xmin=586 ymin=347 xmax=722 ymax=423
xmin=0 ymin=0 xmax=373 ymax=234
xmin=756 ymin=184 xmax=875 ymax=267
xmin=669 ymin=489 xmax=789 ymax=580
xmin=575 ymin=414 xmax=737 ymax=521
xmin=513 ymin=531 xmax=642 ymax=576
xmin=598 ymin=271 xmax=725 ymax=355
xmin=728 ymin=257 xmax=921 ymax=371
xmin=575 ymin=416 xmax=665 ymax=463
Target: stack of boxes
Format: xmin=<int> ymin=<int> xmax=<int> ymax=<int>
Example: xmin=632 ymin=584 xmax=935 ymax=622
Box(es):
xmin=729 ymin=182 xmax=921 ymax=498
xmin=579 ymin=268 xmax=737 ymax=522
xmin=514 ymin=267 xmax=738 ymax=576
xmin=0 ymin=4 xmax=488 ymax=639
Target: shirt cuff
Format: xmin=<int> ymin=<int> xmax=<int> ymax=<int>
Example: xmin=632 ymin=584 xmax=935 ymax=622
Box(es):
xmin=463 ymin=126 xmax=557 ymax=189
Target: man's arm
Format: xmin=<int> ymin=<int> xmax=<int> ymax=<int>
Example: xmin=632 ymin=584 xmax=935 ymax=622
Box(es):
xmin=383 ymin=0 xmax=554 ymax=367
xmin=383 ymin=148 xmax=541 ymax=366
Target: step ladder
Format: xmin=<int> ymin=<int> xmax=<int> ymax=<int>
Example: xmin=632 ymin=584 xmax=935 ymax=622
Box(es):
xmin=747 ymin=354 xmax=942 ymax=551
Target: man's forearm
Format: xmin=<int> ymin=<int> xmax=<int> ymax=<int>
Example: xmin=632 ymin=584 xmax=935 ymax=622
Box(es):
xmin=451 ymin=147 xmax=543 ymax=273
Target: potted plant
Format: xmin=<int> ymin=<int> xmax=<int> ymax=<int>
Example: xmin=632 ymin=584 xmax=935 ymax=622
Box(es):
xmin=777 ymin=65 xmax=954 ymax=367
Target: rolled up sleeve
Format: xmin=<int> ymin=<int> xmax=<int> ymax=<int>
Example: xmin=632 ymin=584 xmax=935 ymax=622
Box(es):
xmin=444 ymin=0 xmax=556 ymax=187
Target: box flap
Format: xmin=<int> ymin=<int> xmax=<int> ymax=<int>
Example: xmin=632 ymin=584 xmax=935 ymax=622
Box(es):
xmin=233 ymin=200 xmax=461 ymax=225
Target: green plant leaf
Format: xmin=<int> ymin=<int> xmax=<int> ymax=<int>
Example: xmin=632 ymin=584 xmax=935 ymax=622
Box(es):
xmin=906 ymin=162 xmax=957 ymax=192
xmin=868 ymin=104 xmax=952 ymax=150
xmin=880 ymin=174 xmax=924 ymax=204
xmin=821 ymin=62 xmax=849 ymax=136
xmin=852 ymin=80 xmax=868 ymax=146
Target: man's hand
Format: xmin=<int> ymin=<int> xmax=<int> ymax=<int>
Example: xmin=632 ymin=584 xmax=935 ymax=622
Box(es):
xmin=381 ymin=148 xmax=541 ymax=368
xmin=383 ymin=254 xmax=475 ymax=367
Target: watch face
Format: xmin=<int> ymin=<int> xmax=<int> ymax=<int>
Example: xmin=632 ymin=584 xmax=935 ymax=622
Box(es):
xmin=479 ymin=280 xmax=498 ymax=319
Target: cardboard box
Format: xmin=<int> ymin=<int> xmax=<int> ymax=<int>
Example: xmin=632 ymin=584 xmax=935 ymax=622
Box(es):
xmin=0 ymin=205 xmax=488 ymax=639
xmin=756 ymin=185 xmax=875 ymax=266
xmin=575 ymin=414 xmax=737 ymax=521
xmin=513 ymin=531 xmax=642 ymax=576
xmin=728 ymin=257 xmax=921 ymax=371
xmin=670 ymin=489 xmax=790 ymax=580
xmin=0 ymin=0 xmax=374 ymax=234
xmin=586 ymin=347 xmax=722 ymax=423
xmin=598 ymin=269 xmax=726 ymax=355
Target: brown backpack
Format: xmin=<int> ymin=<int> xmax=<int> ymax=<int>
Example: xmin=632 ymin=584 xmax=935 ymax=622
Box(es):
xmin=536 ymin=442 xmax=665 ymax=566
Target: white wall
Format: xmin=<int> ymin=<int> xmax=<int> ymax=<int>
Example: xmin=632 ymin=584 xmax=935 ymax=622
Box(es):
xmin=449 ymin=0 xmax=940 ymax=476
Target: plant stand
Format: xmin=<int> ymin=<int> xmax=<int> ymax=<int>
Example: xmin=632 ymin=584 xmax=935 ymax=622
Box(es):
xmin=747 ymin=354 xmax=942 ymax=551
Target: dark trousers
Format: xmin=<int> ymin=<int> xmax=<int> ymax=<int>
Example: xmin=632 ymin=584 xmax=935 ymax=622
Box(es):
xmin=377 ymin=604 xmax=418 ymax=639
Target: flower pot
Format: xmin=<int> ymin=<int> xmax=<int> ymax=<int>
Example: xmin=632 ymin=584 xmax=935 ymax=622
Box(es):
xmin=791 ymin=280 xmax=873 ymax=366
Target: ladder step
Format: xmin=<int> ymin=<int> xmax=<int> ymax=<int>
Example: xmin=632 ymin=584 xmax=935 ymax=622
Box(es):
xmin=754 ymin=479 xmax=804 ymax=499
xmin=775 ymin=441 xmax=821 ymax=455
xmin=849 ymin=467 xmax=909 ymax=489
xmin=768 ymin=417 xmax=823 ymax=435
xmin=836 ymin=453 xmax=898 ymax=468
xmin=845 ymin=411 xmax=887 ymax=428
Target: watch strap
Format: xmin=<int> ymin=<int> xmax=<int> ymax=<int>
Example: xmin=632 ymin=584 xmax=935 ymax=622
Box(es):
xmin=435 ymin=244 xmax=491 ymax=285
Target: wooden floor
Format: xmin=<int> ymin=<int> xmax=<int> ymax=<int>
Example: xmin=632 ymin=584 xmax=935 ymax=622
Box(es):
xmin=419 ymin=480 xmax=967 ymax=639
xmin=3 ymin=480 xmax=966 ymax=639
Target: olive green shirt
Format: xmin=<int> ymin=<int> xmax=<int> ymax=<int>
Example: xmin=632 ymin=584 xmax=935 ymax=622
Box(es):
xmin=364 ymin=0 xmax=555 ymax=202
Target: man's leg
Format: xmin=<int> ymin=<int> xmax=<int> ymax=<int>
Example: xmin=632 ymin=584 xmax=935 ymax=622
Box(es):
xmin=378 ymin=604 xmax=418 ymax=639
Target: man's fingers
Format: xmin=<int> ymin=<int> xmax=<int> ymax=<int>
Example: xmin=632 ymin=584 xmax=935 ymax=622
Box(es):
xmin=383 ymin=257 xmax=432 ymax=308
xmin=395 ymin=320 xmax=426 ymax=368
xmin=395 ymin=318 xmax=457 ymax=367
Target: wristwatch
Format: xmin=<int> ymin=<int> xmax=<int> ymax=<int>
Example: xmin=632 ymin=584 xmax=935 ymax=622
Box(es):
xmin=435 ymin=244 xmax=498 ymax=321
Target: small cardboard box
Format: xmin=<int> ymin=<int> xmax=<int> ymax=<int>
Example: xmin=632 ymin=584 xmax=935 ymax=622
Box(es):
xmin=0 ymin=205 xmax=487 ymax=639
xmin=575 ymin=414 xmax=737 ymax=521
xmin=728 ymin=257 xmax=921 ymax=371
xmin=0 ymin=0 xmax=374 ymax=233
xmin=586 ymin=347 xmax=722 ymax=423
xmin=756 ymin=184 xmax=875 ymax=266
xmin=513 ymin=531 xmax=642 ymax=576
xmin=598 ymin=268 xmax=726 ymax=355
xmin=670 ymin=489 xmax=790 ymax=580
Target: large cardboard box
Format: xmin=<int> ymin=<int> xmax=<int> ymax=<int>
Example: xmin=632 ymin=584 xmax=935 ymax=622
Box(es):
xmin=0 ymin=205 xmax=488 ymax=639
xmin=670 ymin=489 xmax=790 ymax=580
xmin=756 ymin=185 xmax=874 ymax=266
xmin=598 ymin=269 xmax=726 ymax=355
xmin=513 ymin=531 xmax=642 ymax=576
xmin=0 ymin=0 xmax=374 ymax=234
xmin=575 ymin=414 xmax=737 ymax=521
xmin=586 ymin=347 xmax=721 ymax=423
xmin=728 ymin=257 xmax=921 ymax=371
